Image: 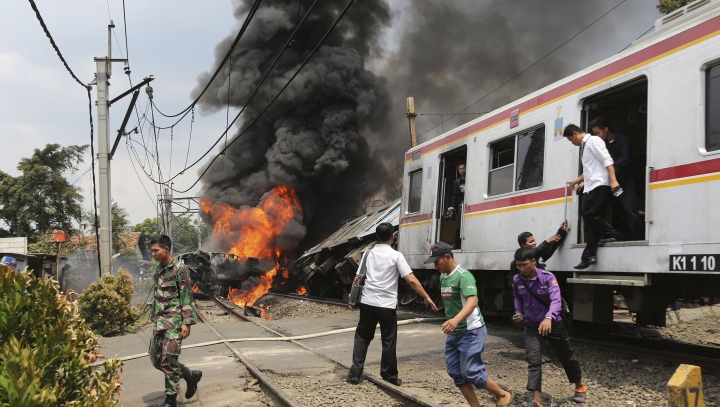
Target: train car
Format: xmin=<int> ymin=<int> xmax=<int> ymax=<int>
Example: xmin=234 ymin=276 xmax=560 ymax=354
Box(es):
xmin=399 ymin=1 xmax=720 ymax=326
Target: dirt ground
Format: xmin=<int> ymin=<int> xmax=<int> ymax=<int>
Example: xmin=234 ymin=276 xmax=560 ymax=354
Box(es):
xmin=257 ymin=294 xmax=351 ymax=319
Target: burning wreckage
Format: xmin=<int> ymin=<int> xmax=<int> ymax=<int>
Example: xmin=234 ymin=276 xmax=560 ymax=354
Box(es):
xmin=180 ymin=199 xmax=442 ymax=310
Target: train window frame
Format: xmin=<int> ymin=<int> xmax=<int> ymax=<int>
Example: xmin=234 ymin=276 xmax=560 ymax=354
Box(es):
xmin=407 ymin=169 xmax=423 ymax=214
xmin=486 ymin=124 xmax=546 ymax=198
xmin=704 ymin=61 xmax=720 ymax=154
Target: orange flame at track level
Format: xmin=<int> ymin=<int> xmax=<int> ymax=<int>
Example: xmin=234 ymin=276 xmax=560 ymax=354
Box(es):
xmin=202 ymin=186 xmax=303 ymax=306
xmin=191 ymin=284 xmax=200 ymax=293
xmin=296 ymin=285 xmax=307 ymax=295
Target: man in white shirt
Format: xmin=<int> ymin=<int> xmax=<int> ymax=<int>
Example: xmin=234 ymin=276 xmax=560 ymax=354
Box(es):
xmin=347 ymin=222 xmax=438 ymax=386
xmin=564 ymin=124 xmax=620 ymax=270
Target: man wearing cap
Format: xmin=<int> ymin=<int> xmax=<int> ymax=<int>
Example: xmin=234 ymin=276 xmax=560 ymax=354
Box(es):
xmin=347 ymin=222 xmax=438 ymax=386
xmin=427 ymin=242 xmax=514 ymax=407
xmin=512 ymin=247 xmax=586 ymax=406
xmin=0 ymin=256 xmax=17 ymax=271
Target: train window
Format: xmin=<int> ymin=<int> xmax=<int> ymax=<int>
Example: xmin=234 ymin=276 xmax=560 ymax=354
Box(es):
xmin=408 ymin=170 xmax=422 ymax=213
xmin=488 ymin=125 xmax=545 ymax=196
xmin=707 ymin=64 xmax=720 ymax=152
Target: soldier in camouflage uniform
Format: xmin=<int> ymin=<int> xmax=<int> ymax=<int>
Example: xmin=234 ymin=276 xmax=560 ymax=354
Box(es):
xmin=149 ymin=235 xmax=202 ymax=407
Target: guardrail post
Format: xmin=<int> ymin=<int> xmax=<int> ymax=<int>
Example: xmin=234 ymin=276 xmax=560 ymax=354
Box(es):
xmin=668 ymin=364 xmax=704 ymax=407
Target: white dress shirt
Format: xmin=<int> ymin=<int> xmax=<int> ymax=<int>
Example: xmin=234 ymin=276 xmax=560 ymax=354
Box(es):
xmin=581 ymin=133 xmax=614 ymax=193
xmin=358 ymin=244 xmax=413 ymax=309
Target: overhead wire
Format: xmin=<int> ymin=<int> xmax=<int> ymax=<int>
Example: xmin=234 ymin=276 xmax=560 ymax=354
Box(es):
xmin=415 ymin=0 xmax=629 ymax=141
xmin=150 ymin=0 xmax=264 ymax=119
xmin=27 ymin=0 xmax=102 ymax=275
xmin=155 ymin=0 xmax=345 ymax=193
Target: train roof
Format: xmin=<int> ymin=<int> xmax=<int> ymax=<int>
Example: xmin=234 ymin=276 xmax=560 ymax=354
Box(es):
xmin=406 ymin=0 xmax=720 ymax=158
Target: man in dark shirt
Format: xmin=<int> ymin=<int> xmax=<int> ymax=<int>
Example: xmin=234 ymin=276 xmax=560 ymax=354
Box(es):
xmin=588 ymin=117 xmax=641 ymax=240
xmin=448 ymin=163 xmax=466 ymax=249
xmin=509 ymin=221 xmax=567 ymax=284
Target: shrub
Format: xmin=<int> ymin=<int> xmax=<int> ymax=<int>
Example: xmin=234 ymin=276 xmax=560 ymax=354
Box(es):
xmin=78 ymin=268 xmax=138 ymax=336
xmin=0 ymin=266 xmax=123 ymax=406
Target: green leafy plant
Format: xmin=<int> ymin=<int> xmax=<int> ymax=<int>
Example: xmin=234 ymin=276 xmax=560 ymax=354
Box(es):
xmin=78 ymin=269 xmax=138 ymax=336
xmin=0 ymin=266 xmax=123 ymax=406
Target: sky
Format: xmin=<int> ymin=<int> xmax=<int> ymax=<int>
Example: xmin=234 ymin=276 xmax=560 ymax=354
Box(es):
xmin=0 ymin=0 xmax=662 ymax=226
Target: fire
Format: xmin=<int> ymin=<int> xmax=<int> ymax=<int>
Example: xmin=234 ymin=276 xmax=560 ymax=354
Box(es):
xmin=202 ymin=186 xmax=303 ymax=306
xmin=296 ymin=285 xmax=307 ymax=295
xmin=191 ymin=284 xmax=200 ymax=293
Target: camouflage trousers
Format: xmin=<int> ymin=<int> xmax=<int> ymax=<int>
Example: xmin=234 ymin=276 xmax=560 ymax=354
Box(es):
xmin=149 ymin=330 xmax=189 ymax=395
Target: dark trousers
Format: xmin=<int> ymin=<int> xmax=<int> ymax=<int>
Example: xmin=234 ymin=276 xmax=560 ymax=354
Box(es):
xmin=453 ymin=206 xmax=463 ymax=249
xmin=581 ymin=185 xmax=617 ymax=261
xmin=349 ymin=303 xmax=398 ymax=381
xmin=524 ymin=323 xmax=581 ymax=392
xmin=617 ymin=176 xmax=641 ymax=239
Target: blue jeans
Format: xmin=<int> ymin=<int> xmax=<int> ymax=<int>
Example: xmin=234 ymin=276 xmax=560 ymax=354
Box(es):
xmin=445 ymin=325 xmax=488 ymax=388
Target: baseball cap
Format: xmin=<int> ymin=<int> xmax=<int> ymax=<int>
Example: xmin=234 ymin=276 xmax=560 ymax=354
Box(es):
xmin=1 ymin=256 xmax=17 ymax=267
xmin=423 ymin=242 xmax=453 ymax=264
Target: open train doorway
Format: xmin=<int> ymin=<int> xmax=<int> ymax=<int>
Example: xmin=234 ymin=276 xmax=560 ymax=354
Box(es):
xmin=436 ymin=146 xmax=468 ymax=249
xmin=581 ymin=78 xmax=648 ymax=242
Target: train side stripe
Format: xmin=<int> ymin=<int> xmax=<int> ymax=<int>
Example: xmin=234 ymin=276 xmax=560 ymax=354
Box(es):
xmin=405 ymin=15 xmax=720 ymax=162
xmin=399 ymin=220 xmax=432 ymax=229
xmin=465 ymin=197 xmax=571 ymax=218
xmin=649 ymin=157 xmax=720 ymax=182
xmin=649 ymin=172 xmax=720 ymax=189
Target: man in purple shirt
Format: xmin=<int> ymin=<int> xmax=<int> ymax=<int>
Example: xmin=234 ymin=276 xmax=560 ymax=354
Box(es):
xmin=512 ymin=248 xmax=586 ymax=406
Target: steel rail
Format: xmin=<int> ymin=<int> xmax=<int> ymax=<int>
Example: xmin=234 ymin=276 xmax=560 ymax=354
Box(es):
xmin=195 ymin=308 xmax=302 ymax=407
xmin=213 ymin=296 xmax=443 ymax=407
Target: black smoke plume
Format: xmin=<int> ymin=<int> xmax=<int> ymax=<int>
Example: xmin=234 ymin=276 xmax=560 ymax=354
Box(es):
xmin=195 ymin=0 xmax=393 ymax=251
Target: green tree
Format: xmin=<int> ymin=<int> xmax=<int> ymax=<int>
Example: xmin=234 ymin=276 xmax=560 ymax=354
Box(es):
xmin=657 ymin=0 xmax=696 ymax=14
xmin=82 ymin=201 xmax=131 ymax=254
xmin=132 ymin=216 xmax=211 ymax=254
xmin=0 ymin=144 xmax=88 ymax=241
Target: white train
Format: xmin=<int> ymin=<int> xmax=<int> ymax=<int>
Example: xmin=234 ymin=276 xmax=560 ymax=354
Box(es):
xmin=398 ymin=1 xmax=720 ymax=326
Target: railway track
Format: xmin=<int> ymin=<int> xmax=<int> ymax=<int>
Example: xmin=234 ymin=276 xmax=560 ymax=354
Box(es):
xmin=267 ymin=293 xmax=720 ymax=376
xmin=201 ymin=295 xmax=444 ymax=407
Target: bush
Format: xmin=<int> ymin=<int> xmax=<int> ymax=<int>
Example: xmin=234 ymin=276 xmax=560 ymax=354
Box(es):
xmin=0 ymin=266 xmax=123 ymax=406
xmin=78 ymin=268 xmax=138 ymax=336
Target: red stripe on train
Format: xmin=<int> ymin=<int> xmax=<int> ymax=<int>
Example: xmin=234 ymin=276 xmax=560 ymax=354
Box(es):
xmin=650 ymin=157 xmax=720 ymax=183
xmin=405 ymin=15 xmax=720 ymax=161
xmin=400 ymin=212 xmax=431 ymax=225
xmin=465 ymin=186 xmax=571 ymax=214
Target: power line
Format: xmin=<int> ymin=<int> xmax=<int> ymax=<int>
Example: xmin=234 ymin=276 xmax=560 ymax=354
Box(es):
xmin=619 ymin=25 xmax=654 ymax=53
xmin=416 ymin=0 xmax=628 ymax=141
xmin=126 ymin=142 xmax=159 ymax=211
xmin=150 ymin=0 xmax=264 ymax=119
xmin=27 ymin=0 xmax=102 ymax=275
xmin=122 ymin=0 xmax=129 ymax=60
xmin=70 ymin=161 xmax=95 ymax=186
xmin=161 ymin=0 xmax=346 ymax=193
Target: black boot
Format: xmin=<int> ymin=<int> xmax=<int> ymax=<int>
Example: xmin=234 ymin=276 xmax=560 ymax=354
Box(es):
xmin=183 ymin=370 xmax=203 ymax=399
xmin=163 ymin=394 xmax=177 ymax=407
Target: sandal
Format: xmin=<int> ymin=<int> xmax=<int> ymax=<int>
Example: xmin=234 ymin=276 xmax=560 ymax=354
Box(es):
xmin=524 ymin=401 xmax=542 ymax=407
xmin=497 ymin=392 xmax=514 ymax=407
xmin=572 ymin=382 xmax=587 ymax=403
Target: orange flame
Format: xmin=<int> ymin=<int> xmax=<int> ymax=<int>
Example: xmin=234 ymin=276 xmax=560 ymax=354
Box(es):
xmin=296 ymin=285 xmax=307 ymax=295
xmin=202 ymin=186 xmax=303 ymax=306
xmin=191 ymin=284 xmax=200 ymax=293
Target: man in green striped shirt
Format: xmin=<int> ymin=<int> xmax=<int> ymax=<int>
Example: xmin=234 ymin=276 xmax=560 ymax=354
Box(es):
xmin=426 ymin=242 xmax=514 ymax=407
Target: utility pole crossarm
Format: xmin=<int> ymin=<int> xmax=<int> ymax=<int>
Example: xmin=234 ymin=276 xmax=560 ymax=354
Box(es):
xmin=108 ymin=76 xmax=154 ymax=107
xmin=110 ymin=90 xmax=140 ymax=158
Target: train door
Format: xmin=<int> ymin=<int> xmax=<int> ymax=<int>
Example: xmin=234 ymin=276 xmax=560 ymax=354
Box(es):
xmin=581 ymin=77 xmax=648 ymax=241
xmin=435 ymin=147 xmax=468 ymax=249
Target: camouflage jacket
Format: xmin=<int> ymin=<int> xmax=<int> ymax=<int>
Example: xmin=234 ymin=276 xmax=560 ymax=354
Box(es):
xmin=151 ymin=259 xmax=197 ymax=333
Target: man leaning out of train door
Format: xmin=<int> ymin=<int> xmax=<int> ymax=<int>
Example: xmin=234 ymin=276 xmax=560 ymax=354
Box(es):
xmin=427 ymin=242 xmax=514 ymax=407
xmin=512 ymin=247 xmax=587 ymax=406
xmin=564 ymin=123 xmax=620 ymax=269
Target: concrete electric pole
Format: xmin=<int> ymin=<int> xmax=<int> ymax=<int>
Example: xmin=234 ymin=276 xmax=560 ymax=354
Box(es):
xmin=93 ymin=21 xmax=152 ymax=275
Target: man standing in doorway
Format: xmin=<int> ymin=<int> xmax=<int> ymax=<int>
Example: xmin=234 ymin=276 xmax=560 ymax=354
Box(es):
xmin=149 ymin=235 xmax=202 ymax=407
xmin=347 ymin=222 xmax=438 ymax=386
xmin=589 ymin=117 xmax=641 ymax=240
xmin=512 ymin=247 xmax=586 ymax=406
xmin=564 ymin=124 xmax=620 ymax=269
xmin=427 ymin=242 xmax=514 ymax=407
xmin=448 ymin=163 xmax=466 ymax=249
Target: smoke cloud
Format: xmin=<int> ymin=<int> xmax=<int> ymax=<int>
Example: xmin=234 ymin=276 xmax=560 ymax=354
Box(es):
xmin=195 ymin=0 xmax=394 ymax=252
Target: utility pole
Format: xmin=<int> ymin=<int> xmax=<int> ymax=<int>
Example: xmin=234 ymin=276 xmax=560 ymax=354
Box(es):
xmin=92 ymin=21 xmax=151 ymax=275
xmin=406 ymin=97 xmax=418 ymax=148
xmin=197 ymin=213 xmax=202 ymax=250
xmin=164 ymin=187 xmax=173 ymax=252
